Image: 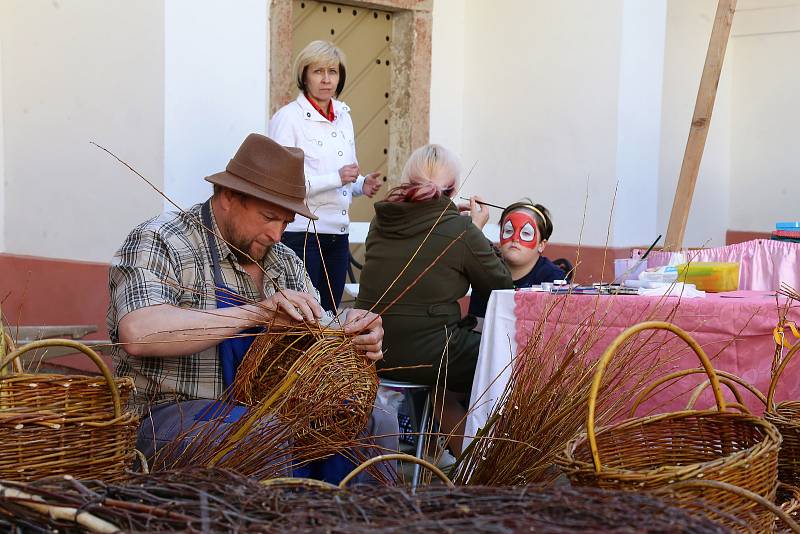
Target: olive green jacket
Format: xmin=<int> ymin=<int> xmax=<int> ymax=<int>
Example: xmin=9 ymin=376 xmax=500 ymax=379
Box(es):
xmin=355 ymin=196 xmax=512 ymax=390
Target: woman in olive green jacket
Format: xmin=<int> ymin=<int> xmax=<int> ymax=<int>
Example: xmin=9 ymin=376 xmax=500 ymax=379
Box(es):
xmin=356 ymin=144 xmax=512 ymax=453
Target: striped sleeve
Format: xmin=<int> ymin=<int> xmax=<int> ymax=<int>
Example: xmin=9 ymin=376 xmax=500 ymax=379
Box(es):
xmin=108 ymin=225 xmax=182 ymax=341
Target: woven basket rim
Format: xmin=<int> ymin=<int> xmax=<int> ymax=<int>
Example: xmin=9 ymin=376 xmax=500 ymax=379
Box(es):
xmin=0 ymin=372 xmax=137 ymax=426
xmin=764 ymin=407 xmax=800 ymax=429
xmin=559 ymin=409 xmax=782 ymax=477
xmin=0 ymin=373 xmax=134 ymax=385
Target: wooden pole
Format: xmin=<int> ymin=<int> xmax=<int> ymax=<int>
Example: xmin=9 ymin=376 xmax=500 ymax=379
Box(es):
xmin=663 ymin=0 xmax=737 ymax=251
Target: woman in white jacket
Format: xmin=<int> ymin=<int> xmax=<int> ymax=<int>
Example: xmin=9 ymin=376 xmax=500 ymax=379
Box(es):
xmin=269 ymin=40 xmax=381 ymax=312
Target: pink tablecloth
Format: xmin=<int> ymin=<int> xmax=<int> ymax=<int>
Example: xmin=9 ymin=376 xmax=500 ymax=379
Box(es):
xmin=514 ymin=290 xmax=800 ymax=415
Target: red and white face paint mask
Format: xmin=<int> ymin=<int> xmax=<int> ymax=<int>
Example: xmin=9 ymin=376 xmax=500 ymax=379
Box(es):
xmin=500 ymin=212 xmax=539 ymax=249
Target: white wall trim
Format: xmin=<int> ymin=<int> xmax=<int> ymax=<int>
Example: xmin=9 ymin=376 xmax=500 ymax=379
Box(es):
xmin=613 ymin=0 xmax=667 ymax=246
xmin=429 ymin=0 xmax=466 ymax=159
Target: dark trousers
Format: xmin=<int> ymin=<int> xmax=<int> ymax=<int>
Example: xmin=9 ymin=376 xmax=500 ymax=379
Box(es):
xmin=282 ymin=231 xmax=349 ymax=312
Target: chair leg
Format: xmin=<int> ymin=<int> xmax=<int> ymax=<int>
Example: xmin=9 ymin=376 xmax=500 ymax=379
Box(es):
xmin=411 ymin=391 xmax=432 ymax=491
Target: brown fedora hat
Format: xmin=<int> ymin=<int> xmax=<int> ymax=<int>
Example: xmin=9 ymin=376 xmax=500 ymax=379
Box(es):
xmin=205 ymin=133 xmax=317 ymax=220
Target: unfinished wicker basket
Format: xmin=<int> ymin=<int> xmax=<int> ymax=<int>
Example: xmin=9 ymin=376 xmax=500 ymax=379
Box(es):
xmin=766 ymin=342 xmax=800 ymax=487
xmin=235 ymin=329 xmax=378 ymax=452
xmin=557 ymin=321 xmax=781 ymax=533
xmin=0 ymin=339 xmax=139 ymax=482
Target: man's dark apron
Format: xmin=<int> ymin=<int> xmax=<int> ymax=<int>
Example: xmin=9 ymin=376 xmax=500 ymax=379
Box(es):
xmin=201 ymin=200 xmax=261 ymax=389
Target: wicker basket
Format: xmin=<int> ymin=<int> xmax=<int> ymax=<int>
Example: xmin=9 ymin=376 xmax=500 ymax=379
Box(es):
xmin=766 ymin=342 xmax=800 ymax=487
xmin=0 ymin=339 xmax=139 ymax=482
xmin=654 ymin=479 xmax=800 ymax=533
xmin=557 ymin=321 xmax=781 ymax=533
xmin=778 ymin=483 xmax=800 ymax=533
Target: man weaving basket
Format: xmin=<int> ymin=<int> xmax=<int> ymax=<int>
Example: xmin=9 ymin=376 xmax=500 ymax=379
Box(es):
xmin=107 ymin=133 xmax=397 ymax=481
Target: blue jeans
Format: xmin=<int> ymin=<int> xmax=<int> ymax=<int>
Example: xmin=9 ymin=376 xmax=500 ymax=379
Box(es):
xmin=282 ymin=231 xmax=349 ymax=312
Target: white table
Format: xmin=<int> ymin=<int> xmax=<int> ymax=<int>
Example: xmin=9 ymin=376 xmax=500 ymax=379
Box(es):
xmin=348 ymin=221 xmax=371 ymax=244
xmin=464 ymin=289 xmax=518 ymax=451
xmin=482 ymin=223 xmax=500 ymax=243
xmin=343 ymin=222 xmax=371 ymax=300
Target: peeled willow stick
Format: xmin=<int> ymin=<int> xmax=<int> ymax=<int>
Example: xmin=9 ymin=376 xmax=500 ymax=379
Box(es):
xmin=0 ymin=482 xmax=120 ymax=533
xmin=779 ymin=283 xmax=800 ymax=302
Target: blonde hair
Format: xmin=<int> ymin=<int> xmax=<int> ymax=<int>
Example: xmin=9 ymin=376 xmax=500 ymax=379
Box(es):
xmin=294 ymin=40 xmax=347 ymax=96
xmin=387 ymin=144 xmax=461 ymax=203
xmin=402 ymin=144 xmax=460 ymax=187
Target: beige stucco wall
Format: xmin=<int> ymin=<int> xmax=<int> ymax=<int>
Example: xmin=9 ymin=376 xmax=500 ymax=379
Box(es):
xmin=164 ymin=0 xmax=269 ymax=211
xmin=657 ymin=0 xmax=799 ymax=246
xmin=2 ymin=1 xmax=797 ymax=263
xmin=432 ymin=0 xmax=796 ymax=249
xmin=0 ymin=0 xmax=164 ymax=262
xmin=728 ymin=1 xmax=800 ymax=232
xmin=436 ymin=0 xmax=627 ymax=247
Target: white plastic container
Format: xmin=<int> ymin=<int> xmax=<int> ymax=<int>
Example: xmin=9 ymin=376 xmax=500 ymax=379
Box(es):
xmin=639 ymin=265 xmax=678 ymax=284
xmin=614 ymin=258 xmax=647 ymax=282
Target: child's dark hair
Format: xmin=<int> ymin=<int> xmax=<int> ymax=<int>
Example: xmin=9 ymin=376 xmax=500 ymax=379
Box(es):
xmin=501 ymin=198 xmax=554 ymax=241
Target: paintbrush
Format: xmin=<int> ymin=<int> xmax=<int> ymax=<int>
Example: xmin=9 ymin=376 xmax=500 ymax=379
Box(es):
xmin=609 ymin=234 xmax=662 ymax=285
xmin=458 ymin=197 xmax=505 ymax=210
xmin=640 ymin=234 xmax=663 ymax=261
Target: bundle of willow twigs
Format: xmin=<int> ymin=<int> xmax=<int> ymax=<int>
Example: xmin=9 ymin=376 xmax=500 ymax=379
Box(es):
xmin=234 ymin=326 xmax=378 ymax=452
xmin=453 ymin=292 xmax=685 ymax=486
xmin=0 ymin=468 xmax=732 ymax=533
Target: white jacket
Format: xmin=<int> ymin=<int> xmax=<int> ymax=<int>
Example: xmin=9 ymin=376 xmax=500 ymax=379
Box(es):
xmin=268 ymin=93 xmax=365 ymax=234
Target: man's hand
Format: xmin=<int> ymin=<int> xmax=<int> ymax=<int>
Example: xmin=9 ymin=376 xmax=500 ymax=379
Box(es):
xmin=343 ymin=309 xmax=384 ymax=362
xmin=261 ymin=289 xmax=324 ymax=323
xmin=339 ymin=163 xmax=359 ymax=185
xmin=362 ymin=172 xmax=383 ymax=198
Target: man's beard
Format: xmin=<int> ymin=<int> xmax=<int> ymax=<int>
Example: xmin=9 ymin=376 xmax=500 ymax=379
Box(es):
xmin=231 ymin=239 xmax=272 ymax=264
xmin=223 ymin=224 xmax=271 ymax=265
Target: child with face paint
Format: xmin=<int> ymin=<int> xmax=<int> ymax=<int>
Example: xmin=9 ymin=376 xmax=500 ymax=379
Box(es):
xmin=467 ymin=200 xmax=566 ymax=322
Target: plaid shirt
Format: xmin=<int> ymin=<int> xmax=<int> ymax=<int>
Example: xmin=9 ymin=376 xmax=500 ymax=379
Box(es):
xmin=108 ymin=202 xmax=321 ymax=413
